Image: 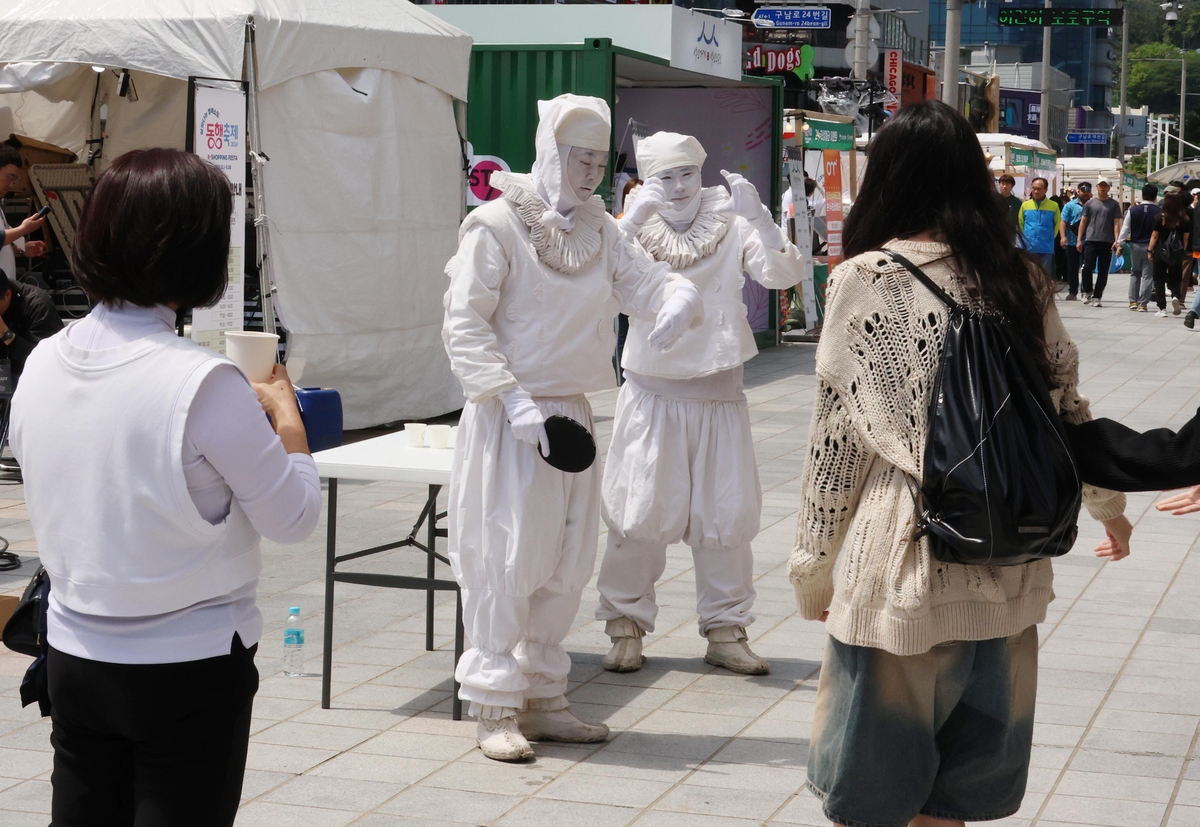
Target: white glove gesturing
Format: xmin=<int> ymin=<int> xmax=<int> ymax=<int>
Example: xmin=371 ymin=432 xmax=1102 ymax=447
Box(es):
xmin=714 ymin=170 xmax=769 ymax=222
xmin=648 ymin=280 xmax=703 ymax=351
xmin=618 ymin=177 xmax=669 ymax=233
xmin=500 ymin=386 xmax=550 ymax=457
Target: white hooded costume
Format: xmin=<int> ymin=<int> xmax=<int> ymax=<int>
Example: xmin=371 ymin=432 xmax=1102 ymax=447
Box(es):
xmin=443 ymin=98 xmax=700 ymax=725
xmin=596 ymin=132 xmax=802 ymax=660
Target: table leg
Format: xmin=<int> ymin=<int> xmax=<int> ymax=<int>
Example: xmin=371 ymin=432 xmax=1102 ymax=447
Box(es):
xmin=426 ymin=484 xmax=437 ymax=652
xmin=321 ymin=478 xmax=338 ymax=709
xmin=453 ymin=589 xmax=464 ymax=721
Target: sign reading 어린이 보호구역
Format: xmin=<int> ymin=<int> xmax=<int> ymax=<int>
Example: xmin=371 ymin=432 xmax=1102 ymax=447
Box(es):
xmin=823 ymin=149 xmax=844 ymax=269
xmin=670 ymin=6 xmax=743 ymax=82
xmin=884 ymin=49 xmax=902 ymax=114
xmin=998 ymin=8 xmax=1122 ymax=27
xmin=189 ymin=79 xmax=246 ymax=355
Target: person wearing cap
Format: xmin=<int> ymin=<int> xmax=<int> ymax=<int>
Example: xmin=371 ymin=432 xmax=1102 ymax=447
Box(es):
xmin=595 ymin=133 xmax=802 ymax=676
xmin=1076 ymin=176 xmax=1123 ymax=307
xmin=442 ymin=95 xmax=703 ymax=762
xmin=1059 ymin=182 xmax=1091 ymax=300
xmin=1017 ymin=176 xmax=1060 ymax=279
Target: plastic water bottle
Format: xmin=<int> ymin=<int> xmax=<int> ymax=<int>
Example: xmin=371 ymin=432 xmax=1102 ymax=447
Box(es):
xmin=283 ymin=606 xmax=305 ymax=677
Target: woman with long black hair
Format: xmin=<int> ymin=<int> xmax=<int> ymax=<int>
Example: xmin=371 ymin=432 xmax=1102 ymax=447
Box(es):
xmin=1148 ymin=192 xmax=1192 ymax=316
xmin=788 ymin=100 xmax=1133 ymax=827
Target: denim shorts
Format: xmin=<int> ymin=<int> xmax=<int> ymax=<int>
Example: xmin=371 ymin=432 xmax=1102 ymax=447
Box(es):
xmin=806 ymin=626 xmax=1038 ymax=827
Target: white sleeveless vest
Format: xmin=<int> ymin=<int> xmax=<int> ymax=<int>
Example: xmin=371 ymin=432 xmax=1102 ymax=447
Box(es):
xmin=10 ymin=328 xmax=262 ymax=617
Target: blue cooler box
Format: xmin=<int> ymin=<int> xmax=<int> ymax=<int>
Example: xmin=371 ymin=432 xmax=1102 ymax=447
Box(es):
xmin=295 ymin=388 xmax=343 ymax=452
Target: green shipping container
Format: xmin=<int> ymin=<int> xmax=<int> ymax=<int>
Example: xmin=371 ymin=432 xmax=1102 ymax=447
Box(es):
xmin=464 ymin=39 xmax=785 ymax=346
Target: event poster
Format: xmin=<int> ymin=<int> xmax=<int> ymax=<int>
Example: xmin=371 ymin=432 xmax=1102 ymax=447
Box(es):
xmin=823 ymin=150 xmax=844 ymax=268
xmin=787 ymin=147 xmax=818 ymax=329
xmin=190 ymin=80 xmax=246 ymax=353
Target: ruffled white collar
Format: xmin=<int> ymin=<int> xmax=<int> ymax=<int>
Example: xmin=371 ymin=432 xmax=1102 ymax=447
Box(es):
xmin=636 ymin=187 xmax=731 ymax=270
xmin=494 ymin=172 xmax=604 ymax=275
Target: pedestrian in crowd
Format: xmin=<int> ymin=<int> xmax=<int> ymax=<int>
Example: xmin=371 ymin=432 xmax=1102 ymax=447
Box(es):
xmin=1017 ymin=176 xmax=1060 ymax=279
xmin=1164 ymin=182 xmax=1194 ymax=305
xmin=0 ymin=144 xmax=48 ymax=279
xmin=1148 ymin=191 xmax=1192 ymax=317
xmin=1118 ymin=184 xmax=1160 ymax=313
xmin=998 ymin=173 xmax=1022 ymax=234
xmin=1076 ymin=176 xmax=1123 ymax=307
xmin=1059 ymin=182 xmax=1091 ymax=300
xmin=0 ymin=273 xmax=62 ymax=383
xmin=1188 ymin=187 xmax=1200 ymax=328
xmin=9 ymin=148 xmax=323 ymax=826
xmin=788 ymin=100 xmax=1131 ymax=827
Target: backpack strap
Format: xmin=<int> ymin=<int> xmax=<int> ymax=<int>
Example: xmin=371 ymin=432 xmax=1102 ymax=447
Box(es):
xmin=883 ymin=249 xmax=959 ymax=309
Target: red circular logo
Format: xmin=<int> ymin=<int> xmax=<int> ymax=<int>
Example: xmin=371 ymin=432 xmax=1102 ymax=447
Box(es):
xmin=469 ymin=160 xmax=505 ymax=203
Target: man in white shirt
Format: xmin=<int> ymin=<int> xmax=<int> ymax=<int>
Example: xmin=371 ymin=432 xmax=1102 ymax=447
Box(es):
xmin=0 ymin=145 xmax=48 ymax=279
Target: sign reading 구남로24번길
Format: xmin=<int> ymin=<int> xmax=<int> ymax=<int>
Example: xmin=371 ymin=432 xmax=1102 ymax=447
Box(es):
xmin=999 ymin=8 xmax=1122 ymax=27
xmin=751 ymin=7 xmax=832 ymax=29
xmin=190 ymin=79 xmax=246 ymax=355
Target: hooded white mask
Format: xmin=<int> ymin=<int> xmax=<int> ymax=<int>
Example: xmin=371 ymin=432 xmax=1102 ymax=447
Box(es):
xmin=531 ymin=94 xmax=611 ymax=231
xmin=636 ymin=132 xmax=708 ymax=228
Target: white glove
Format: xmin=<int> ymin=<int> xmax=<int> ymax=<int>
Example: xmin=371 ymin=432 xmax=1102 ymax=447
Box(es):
xmin=648 ymin=280 xmax=702 ymax=351
xmin=714 ymin=169 xmax=786 ymax=250
xmin=500 ymin=386 xmax=550 ymax=457
xmin=618 ymin=177 xmax=669 ymax=233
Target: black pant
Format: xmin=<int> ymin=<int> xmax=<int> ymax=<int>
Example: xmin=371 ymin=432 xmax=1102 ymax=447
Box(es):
xmin=48 ymin=635 xmax=259 ymax=827
xmin=1154 ymin=258 xmax=1183 ymax=310
xmin=1065 ymin=244 xmax=1081 ymax=295
xmin=1081 ymin=241 xmax=1112 ymax=298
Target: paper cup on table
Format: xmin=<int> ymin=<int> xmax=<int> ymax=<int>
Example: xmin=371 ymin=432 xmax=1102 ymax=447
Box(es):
xmin=427 ymin=424 xmax=451 ymax=449
xmin=404 ymin=423 xmax=427 ymax=447
xmin=224 ymin=331 xmax=279 ymax=383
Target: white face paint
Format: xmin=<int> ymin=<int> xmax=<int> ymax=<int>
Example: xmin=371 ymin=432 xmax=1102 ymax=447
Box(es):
xmin=656 ymin=165 xmax=702 ymax=210
xmin=565 ymin=147 xmax=608 ymax=202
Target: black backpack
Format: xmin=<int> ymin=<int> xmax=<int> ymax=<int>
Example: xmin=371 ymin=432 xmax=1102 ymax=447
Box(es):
xmin=1155 ymin=225 xmax=1186 ymax=266
xmin=887 ymin=251 xmax=1082 ymax=567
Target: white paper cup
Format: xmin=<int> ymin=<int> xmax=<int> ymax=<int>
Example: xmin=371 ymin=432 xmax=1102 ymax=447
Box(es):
xmin=427 ymin=424 xmax=451 ymax=449
xmin=404 ymin=423 xmax=427 ymax=447
xmin=448 ymin=426 xmax=458 ymax=449
xmin=225 ymin=331 xmax=279 ymax=383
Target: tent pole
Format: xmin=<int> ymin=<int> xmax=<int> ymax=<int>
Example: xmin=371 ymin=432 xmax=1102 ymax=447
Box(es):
xmin=245 ymin=18 xmax=277 ymax=336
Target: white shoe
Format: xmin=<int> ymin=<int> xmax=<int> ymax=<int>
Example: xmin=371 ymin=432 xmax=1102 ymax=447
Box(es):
xmin=477 ymin=716 xmax=534 ymax=762
xmin=517 ymin=700 xmax=609 ymax=744
xmin=1157 ymin=309 xmax=1169 ymax=317
xmin=1093 ymin=299 xmax=1103 ymax=308
xmin=602 ymin=617 xmax=645 ymax=672
xmin=704 ymin=626 xmax=770 ymax=675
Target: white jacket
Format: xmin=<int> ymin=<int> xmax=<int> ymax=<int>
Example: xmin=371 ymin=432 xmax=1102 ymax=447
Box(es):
xmin=443 ymin=172 xmax=687 ymax=401
xmin=623 ymin=187 xmax=803 ymax=379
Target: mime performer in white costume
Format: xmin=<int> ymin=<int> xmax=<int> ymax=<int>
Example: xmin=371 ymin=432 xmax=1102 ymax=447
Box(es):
xmin=443 ymin=98 xmax=703 ymax=762
xmin=597 ymin=132 xmax=803 ymax=675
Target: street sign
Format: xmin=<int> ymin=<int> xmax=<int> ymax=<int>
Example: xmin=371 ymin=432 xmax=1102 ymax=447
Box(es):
xmin=752 ymin=7 xmax=831 ymax=29
xmin=999 ymin=8 xmax=1121 ymax=27
xmin=1066 ymin=132 xmax=1108 ymax=145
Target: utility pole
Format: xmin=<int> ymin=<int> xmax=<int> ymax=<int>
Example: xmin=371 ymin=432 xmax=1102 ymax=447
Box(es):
xmin=1039 ymin=0 xmax=1052 ymax=146
xmin=1117 ymin=0 xmax=1129 ymax=159
xmin=942 ymin=0 xmax=962 ymax=106
xmin=1181 ymin=55 xmax=1187 ymax=162
xmin=853 ymin=0 xmax=871 ymax=80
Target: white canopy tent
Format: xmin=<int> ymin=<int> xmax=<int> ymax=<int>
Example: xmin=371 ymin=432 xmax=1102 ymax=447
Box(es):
xmin=0 ymin=0 xmax=472 ymax=428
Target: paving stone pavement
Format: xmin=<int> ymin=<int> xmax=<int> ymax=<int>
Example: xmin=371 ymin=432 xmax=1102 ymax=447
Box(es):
xmin=4 ymin=296 xmax=1200 ymax=826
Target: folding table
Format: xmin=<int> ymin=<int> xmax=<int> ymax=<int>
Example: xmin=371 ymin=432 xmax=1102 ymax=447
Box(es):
xmin=313 ymin=432 xmax=464 ymax=719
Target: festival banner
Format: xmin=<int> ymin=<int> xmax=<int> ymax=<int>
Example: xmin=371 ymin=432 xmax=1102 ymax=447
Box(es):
xmin=823 ymin=149 xmax=844 ymax=269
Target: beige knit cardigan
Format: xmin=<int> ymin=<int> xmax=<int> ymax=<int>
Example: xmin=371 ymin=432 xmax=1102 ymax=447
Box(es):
xmin=788 ymin=240 xmax=1126 ymax=655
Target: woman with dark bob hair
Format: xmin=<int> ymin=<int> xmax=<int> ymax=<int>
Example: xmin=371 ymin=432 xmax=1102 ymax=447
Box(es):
xmin=788 ymin=101 xmax=1134 ymax=827
xmin=10 ymin=148 xmax=322 ymax=826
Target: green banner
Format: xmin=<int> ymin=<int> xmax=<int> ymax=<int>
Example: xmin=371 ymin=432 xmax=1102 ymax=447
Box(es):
xmin=804 ymin=118 xmax=855 ymax=150
xmin=1123 ymin=172 xmax=1136 ymax=189
xmin=1034 ymin=151 xmax=1056 ymax=170
xmin=1009 ymin=147 xmax=1034 ymax=169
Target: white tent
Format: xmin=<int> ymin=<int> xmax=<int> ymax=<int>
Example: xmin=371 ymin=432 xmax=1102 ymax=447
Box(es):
xmin=0 ymin=0 xmax=472 ymax=428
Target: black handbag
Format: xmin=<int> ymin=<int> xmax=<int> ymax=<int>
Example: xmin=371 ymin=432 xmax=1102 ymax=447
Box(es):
xmin=887 ymin=251 xmax=1082 ymax=567
xmin=1 ymin=565 xmax=52 ymax=716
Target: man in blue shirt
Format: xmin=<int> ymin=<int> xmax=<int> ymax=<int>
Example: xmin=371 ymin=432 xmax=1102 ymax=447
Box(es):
xmin=1059 ymin=183 xmax=1090 ymax=300
xmin=1018 ymin=176 xmax=1061 ymax=280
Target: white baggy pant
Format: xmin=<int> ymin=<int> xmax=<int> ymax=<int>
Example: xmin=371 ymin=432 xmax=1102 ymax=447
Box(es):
xmin=448 ymin=395 xmax=600 ymax=713
xmin=597 ymin=379 xmax=761 ymax=635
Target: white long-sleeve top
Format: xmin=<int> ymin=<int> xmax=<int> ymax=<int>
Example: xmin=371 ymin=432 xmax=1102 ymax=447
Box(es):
xmin=623 ymin=188 xmax=803 ymax=379
xmin=443 ymin=172 xmax=689 ymax=402
xmin=40 ymin=303 xmax=322 ymax=664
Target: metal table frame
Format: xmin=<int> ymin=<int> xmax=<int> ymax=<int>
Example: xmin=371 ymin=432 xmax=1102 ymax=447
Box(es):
xmin=317 ymin=440 xmax=464 ymax=720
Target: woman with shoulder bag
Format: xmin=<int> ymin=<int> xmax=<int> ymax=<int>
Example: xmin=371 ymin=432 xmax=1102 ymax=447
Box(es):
xmin=1148 ymin=192 xmax=1192 ymax=316
xmin=788 ymin=101 xmax=1133 ymax=827
xmin=9 ymin=148 xmax=322 ymax=827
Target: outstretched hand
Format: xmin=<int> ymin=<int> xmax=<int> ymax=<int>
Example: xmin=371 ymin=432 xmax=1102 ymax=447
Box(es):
xmin=714 ymin=170 xmax=767 ymax=221
xmin=1095 ymin=515 xmax=1132 ymax=561
xmin=1156 ymin=486 xmax=1200 ymax=515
